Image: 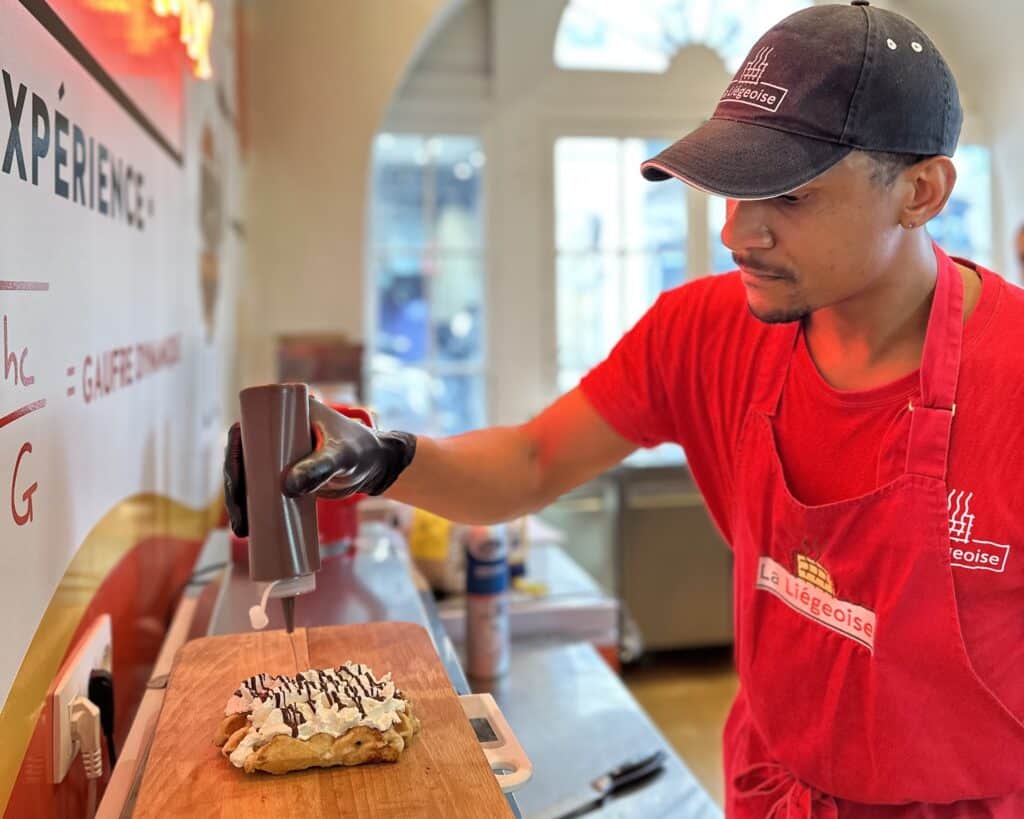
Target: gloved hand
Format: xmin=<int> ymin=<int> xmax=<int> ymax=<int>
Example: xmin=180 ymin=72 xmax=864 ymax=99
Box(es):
xmin=223 ymin=398 xmax=417 ymax=537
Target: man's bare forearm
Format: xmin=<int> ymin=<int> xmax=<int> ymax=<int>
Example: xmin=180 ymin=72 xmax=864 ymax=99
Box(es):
xmin=384 ymin=427 xmax=548 ymax=524
xmin=382 ymin=389 xmax=637 ymax=524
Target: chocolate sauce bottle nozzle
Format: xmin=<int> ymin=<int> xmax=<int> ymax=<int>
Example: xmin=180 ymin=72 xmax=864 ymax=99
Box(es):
xmin=280 ymin=597 xmax=296 ymax=634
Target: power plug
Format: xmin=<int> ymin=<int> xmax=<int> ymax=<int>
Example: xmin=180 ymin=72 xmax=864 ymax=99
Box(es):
xmin=50 ymin=615 xmax=112 ymax=783
xmin=88 ymin=669 xmax=116 ymax=765
xmin=70 ymin=697 xmax=102 ymax=780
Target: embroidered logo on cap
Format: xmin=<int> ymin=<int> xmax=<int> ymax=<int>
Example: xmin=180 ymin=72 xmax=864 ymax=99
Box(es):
xmin=756 ymin=553 xmax=876 ymax=651
xmin=719 ymin=46 xmax=790 ymax=113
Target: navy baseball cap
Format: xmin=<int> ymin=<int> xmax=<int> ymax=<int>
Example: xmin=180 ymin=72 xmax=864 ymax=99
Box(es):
xmin=641 ymin=1 xmax=963 ymax=200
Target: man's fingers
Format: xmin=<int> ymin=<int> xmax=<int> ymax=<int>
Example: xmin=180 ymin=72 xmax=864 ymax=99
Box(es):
xmin=284 ymin=450 xmax=351 ymax=497
xmin=223 ymin=423 xmax=249 ymax=537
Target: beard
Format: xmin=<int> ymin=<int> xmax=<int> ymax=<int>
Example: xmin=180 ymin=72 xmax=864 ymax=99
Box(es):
xmin=746 ymin=299 xmax=811 ymax=324
xmin=733 ymin=253 xmax=808 ymax=323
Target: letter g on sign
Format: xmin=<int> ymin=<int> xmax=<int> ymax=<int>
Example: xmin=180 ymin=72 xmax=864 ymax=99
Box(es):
xmin=11 ymin=442 xmax=37 ymax=525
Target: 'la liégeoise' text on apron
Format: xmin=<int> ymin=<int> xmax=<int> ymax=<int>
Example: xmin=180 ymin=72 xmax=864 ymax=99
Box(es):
xmin=756 ymin=555 xmax=876 ymax=651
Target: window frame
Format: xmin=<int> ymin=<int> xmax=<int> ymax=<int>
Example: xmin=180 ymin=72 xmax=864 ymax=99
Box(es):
xmin=542 ymin=119 xmax=715 ymax=396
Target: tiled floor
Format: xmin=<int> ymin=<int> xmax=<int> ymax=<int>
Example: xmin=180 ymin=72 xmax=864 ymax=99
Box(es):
xmin=622 ymin=647 xmax=739 ymax=807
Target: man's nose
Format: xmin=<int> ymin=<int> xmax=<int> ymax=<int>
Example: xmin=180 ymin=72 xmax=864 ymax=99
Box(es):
xmin=721 ymin=199 xmax=774 ymax=252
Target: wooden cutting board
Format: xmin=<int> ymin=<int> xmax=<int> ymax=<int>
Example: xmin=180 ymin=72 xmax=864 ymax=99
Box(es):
xmin=133 ymin=622 xmax=512 ymax=818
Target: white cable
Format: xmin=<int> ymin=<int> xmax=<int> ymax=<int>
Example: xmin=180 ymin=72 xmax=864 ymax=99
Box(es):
xmin=70 ymin=696 xmax=103 ymax=780
xmin=86 ymin=778 xmax=98 ymax=819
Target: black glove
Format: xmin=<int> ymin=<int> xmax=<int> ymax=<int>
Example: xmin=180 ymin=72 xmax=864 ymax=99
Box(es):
xmin=223 ymin=422 xmax=249 ymax=537
xmin=223 ymin=398 xmax=417 ymax=537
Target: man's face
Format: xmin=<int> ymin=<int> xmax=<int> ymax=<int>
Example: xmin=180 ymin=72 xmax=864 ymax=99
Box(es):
xmin=721 ymin=153 xmax=905 ymax=324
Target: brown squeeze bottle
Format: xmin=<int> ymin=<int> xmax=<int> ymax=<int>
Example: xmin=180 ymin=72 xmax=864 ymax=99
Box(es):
xmin=238 ymin=383 xmax=321 ymax=633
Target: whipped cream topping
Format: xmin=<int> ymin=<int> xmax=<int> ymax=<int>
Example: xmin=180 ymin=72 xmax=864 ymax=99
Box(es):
xmin=224 ymin=662 xmax=408 ymax=768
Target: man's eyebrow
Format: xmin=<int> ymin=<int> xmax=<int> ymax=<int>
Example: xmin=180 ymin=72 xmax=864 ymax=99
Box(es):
xmin=774 ymin=185 xmax=817 ymax=198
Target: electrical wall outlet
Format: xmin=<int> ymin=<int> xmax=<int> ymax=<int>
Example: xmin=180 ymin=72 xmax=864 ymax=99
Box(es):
xmin=50 ymin=615 xmax=112 ymax=783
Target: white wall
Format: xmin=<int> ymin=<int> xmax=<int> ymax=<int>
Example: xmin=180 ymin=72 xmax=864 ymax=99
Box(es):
xmin=0 ymin=1 xmax=243 ymax=809
xmin=240 ymin=0 xmax=457 ymax=391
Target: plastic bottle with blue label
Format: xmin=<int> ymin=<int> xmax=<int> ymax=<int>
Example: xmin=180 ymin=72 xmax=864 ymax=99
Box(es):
xmin=464 ymin=524 xmax=510 ymax=680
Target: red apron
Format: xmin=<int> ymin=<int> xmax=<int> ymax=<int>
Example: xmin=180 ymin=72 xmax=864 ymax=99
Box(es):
xmin=724 ymin=247 xmax=1024 ymax=818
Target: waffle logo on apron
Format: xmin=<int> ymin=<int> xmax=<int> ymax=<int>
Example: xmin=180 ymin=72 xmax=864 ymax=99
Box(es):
xmin=948 ymin=490 xmax=1011 ymax=573
xmin=756 ymin=555 xmax=876 ymax=651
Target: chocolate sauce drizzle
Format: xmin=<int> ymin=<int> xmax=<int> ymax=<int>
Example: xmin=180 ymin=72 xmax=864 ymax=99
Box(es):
xmin=242 ymin=663 xmax=401 ymax=724
xmin=240 ymin=672 xmax=270 ymax=698
xmin=280 ymin=704 xmax=304 ymax=738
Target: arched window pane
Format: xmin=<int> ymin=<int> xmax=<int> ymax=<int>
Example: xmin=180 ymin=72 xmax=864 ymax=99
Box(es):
xmin=555 ymin=0 xmax=812 ymax=74
xmin=368 ymin=133 xmax=487 ymax=435
xmin=555 ymin=137 xmax=686 ymax=394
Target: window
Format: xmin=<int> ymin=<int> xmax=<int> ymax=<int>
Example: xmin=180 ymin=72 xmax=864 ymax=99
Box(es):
xmin=555 ymin=137 xmax=691 ymax=466
xmin=929 ymin=145 xmax=992 ymax=267
xmin=368 ymin=134 xmax=487 ymax=435
xmin=707 ymin=196 xmax=736 ymax=274
xmin=555 ymin=137 xmax=687 ymax=393
xmin=555 ymin=0 xmax=812 ymax=73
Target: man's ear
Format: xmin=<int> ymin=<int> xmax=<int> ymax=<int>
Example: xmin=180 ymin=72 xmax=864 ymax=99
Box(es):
xmin=901 ymin=156 xmax=956 ymax=228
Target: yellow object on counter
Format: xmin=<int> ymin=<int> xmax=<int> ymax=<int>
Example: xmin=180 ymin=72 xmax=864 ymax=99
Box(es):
xmin=512 ymin=577 xmax=549 ymax=598
xmin=407 ymin=508 xmax=452 ymax=562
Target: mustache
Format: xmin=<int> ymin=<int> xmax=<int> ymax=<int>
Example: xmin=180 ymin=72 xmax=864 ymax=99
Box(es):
xmin=732 ymin=253 xmax=795 ymax=280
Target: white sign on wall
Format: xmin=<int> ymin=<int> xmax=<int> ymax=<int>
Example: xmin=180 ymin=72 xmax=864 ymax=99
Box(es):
xmin=0 ymin=0 xmax=239 ymax=717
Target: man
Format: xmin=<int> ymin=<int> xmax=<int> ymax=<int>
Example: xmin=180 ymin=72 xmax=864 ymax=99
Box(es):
xmin=226 ymin=2 xmax=1024 ymax=816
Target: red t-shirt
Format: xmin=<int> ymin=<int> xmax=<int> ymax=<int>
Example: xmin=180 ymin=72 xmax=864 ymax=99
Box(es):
xmin=580 ymin=257 xmax=1024 ymax=718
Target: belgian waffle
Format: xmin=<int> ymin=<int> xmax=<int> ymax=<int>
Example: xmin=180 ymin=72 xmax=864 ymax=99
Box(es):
xmin=212 ymin=662 xmax=421 ymax=775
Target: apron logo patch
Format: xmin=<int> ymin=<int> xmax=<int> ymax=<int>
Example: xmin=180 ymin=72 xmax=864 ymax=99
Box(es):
xmin=950 ymin=541 xmax=1009 ymax=572
xmin=948 ymin=489 xmax=1011 ymax=573
xmin=756 ymin=555 xmax=876 ymax=651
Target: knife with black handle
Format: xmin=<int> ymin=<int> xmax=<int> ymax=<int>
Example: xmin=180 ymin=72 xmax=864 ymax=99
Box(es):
xmin=535 ymin=749 xmax=668 ymax=819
